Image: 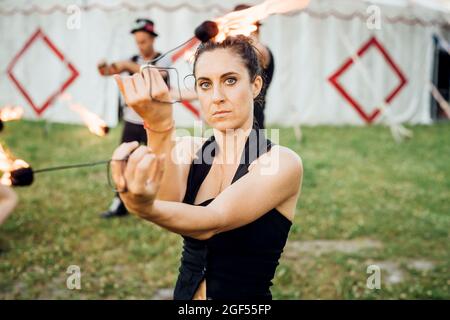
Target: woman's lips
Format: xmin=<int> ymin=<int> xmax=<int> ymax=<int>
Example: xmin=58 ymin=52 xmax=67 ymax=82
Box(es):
xmin=212 ymin=110 xmax=231 ymax=117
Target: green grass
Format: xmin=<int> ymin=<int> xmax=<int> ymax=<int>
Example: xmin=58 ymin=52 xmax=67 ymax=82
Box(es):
xmin=0 ymin=120 xmax=448 ymax=299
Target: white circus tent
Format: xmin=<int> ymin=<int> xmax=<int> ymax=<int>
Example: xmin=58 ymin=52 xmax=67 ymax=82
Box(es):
xmin=0 ymin=0 xmax=449 ymax=127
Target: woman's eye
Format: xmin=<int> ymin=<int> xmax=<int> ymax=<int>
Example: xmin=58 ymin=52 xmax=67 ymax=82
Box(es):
xmin=225 ymin=78 xmax=237 ymax=85
xmin=199 ymin=82 xmax=211 ymax=90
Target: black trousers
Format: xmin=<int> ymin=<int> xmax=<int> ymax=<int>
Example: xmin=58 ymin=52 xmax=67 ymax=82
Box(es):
xmin=109 ymin=121 xmax=147 ymax=213
xmin=121 ymin=121 xmax=147 ymax=144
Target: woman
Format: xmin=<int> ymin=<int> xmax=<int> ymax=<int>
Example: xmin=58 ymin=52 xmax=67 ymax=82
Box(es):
xmin=111 ymin=36 xmax=303 ymax=300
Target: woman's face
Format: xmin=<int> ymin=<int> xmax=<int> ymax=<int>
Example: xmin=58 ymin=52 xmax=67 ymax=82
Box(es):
xmin=194 ymin=48 xmax=262 ymax=131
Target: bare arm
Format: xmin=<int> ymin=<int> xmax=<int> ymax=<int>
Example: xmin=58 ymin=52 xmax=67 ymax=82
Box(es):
xmin=0 ymin=186 xmax=18 ymax=226
xmin=112 ymin=144 xmax=303 ymax=240
xmin=113 ymin=60 xmax=140 ymax=74
xmin=113 ymin=69 xmax=199 ymax=202
xmin=97 ymin=60 xmax=140 ymax=76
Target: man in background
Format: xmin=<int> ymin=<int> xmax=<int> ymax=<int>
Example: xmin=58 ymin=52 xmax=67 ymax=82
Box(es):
xmin=97 ymin=18 xmax=171 ymax=218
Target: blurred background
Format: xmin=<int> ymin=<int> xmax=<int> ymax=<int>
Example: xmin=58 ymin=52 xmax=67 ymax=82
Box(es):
xmin=0 ymin=0 xmax=449 ymax=299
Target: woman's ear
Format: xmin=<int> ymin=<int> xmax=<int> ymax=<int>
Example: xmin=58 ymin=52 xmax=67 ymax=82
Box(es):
xmin=252 ymin=75 xmax=263 ymax=98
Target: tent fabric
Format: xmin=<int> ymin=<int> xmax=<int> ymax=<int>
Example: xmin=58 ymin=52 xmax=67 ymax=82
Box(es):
xmin=1 ymin=0 xmax=449 ymax=126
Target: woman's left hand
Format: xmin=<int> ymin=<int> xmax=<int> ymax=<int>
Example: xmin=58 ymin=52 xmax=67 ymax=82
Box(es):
xmin=110 ymin=141 xmax=165 ymax=217
xmin=114 ymin=68 xmax=173 ymax=130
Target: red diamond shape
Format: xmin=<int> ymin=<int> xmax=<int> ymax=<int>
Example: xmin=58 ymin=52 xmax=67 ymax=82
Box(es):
xmin=328 ymin=36 xmax=408 ymax=123
xmin=7 ymin=28 xmax=79 ymax=116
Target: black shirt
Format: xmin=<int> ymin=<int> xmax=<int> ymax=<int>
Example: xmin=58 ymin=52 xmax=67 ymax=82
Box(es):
xmin=174 ymin=128 xmax=292 ymax=300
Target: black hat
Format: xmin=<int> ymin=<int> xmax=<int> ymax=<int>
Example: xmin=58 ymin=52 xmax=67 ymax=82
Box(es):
xmin=131 ymin=18 xmax=158 ymax=37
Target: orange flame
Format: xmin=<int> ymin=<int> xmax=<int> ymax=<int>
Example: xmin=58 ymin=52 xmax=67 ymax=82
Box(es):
xmin=70 ymin=103 xmax=108 ymax=137
xmin=214 ymin=0 xmax=310 ymax=42
xmin=0 ymin=143 xmax=30 ymax=186
xmin=0 ymin=105 xmax=24 ymax=121
xmin=59 ymin=93 xmax=108 ymax=137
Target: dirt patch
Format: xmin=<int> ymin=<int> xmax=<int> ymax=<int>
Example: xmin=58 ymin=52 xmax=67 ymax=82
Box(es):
xmin=284 ymin=238 xmax=383 ymax=258
xmin=372 ymin=261 xmax=404 ymax=285
xmin=408 ymin=260 xmax=435 ymax=272
xmin=367 ymin=259 xmax=436 ymax=285
xmin=151 ymin=288 xmax=173 ymax=300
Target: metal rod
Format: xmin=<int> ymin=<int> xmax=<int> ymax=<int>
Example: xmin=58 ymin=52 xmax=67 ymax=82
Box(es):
xmin=32 ymin=155 xmax=130 ymax=174
xmin=33 ymin=160 xmax=111 ymax=174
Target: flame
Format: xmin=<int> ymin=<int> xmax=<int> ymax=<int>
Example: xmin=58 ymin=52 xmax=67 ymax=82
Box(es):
xmin=214 ymin=21 xmax=257 ymax=43
xmin=0 ymin=173 xmax=12 ymax=186
xmin=0 ymin=105 xmax=24 ymax=121
xmin=214 ymin=0 xmax=310 ymax=42
xmin=59 ymin=93 xmax=108 ymax=137
xmin=70 ymin=103 xmax=108 ymax=137
xmin=0 ymin=143 xmax=30 ymax=186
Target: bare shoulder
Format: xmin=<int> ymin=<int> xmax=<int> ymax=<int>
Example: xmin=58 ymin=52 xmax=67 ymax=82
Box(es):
xmin=250 ymin=145 xmax=303 ymax=175
xmin=274 ymin=145 xmax=303 ymax=168
xmin=249 ymin=145 xmax=303 ymax=194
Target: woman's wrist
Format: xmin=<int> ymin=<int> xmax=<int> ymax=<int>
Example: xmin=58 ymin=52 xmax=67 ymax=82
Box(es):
xmin=125 ymin=196 xmax=156 ymax=220
xmin=143 ymin=117 xmax=174 ymax=134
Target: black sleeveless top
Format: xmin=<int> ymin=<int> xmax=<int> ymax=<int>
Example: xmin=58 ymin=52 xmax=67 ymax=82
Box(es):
xmin=173 ymin=129 xmax=292 ymax=300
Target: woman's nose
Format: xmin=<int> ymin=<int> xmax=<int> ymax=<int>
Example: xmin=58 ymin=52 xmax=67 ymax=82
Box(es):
xmin=211 ymin=85 xmax=225 ymax=104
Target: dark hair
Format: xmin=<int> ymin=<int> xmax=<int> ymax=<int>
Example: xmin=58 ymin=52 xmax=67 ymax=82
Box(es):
xmin=192 ymin=35 xmax=265 ymax=128
xmin=193 ymin=35 xmax=262 ymax=83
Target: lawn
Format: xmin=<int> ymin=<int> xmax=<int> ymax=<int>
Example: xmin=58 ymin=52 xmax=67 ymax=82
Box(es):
xmin=0 ymin=120 xmax=448 ymax=299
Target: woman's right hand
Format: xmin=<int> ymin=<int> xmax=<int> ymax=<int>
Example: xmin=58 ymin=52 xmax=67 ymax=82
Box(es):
xmin=114 ymin=68 xmax=173 ymax=131
xmin=111 ymin=141 xmax=165 ymax=219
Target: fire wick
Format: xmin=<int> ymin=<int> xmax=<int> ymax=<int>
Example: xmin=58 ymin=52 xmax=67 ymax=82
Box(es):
xmin=194 ymin=21 xmax=219 ymax=42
